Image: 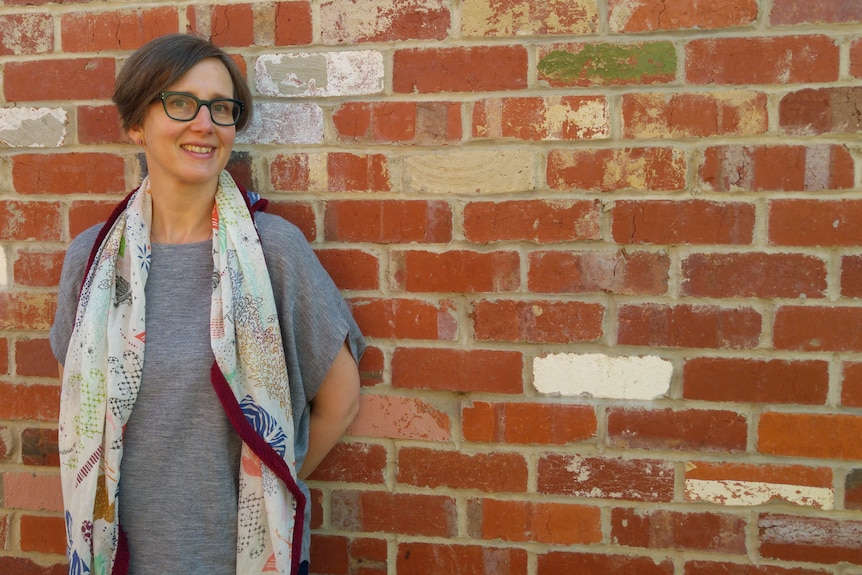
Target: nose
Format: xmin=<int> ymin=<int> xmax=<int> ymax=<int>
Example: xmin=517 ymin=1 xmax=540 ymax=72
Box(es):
xmin=188 ymin=103 xmax=215 ymax=130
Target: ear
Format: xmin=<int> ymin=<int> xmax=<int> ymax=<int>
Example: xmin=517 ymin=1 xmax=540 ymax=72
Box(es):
xmin=127 ymin=124 xmax=144 ymax=146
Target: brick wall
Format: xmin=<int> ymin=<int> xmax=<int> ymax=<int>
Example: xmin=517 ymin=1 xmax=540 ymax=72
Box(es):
xmin=1 ymin=1 xmax=862 ymax=574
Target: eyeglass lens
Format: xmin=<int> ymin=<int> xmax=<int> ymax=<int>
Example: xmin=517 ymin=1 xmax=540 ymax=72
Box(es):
xmin=162 ymin=93 xmax=241 ymax=126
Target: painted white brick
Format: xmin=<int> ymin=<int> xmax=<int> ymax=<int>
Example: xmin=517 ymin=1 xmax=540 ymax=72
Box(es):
xmin=255 ymin=51 xmax=384 ymax=98
xmin=532 ymin=352 xmax=672 ymax=400
xmin=0 ymin=107 xmax=67 ymax=148
xmin=686 ymin=478 xmax=834 ymax=510
xmin=237 ymin=103 xmax=324 ymax=145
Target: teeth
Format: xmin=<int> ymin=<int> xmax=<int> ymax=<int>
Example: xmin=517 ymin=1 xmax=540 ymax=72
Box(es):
xmin=183 ymin=145 xmax=213 ymax=154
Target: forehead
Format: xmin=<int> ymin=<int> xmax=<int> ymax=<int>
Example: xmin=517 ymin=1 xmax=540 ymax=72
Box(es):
xmin=166 ymin=58 xmax=234 ymax=98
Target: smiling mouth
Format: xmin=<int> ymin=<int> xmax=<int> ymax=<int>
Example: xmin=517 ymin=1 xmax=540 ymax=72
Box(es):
xmin=182 ymin=144 xmax=215 ymax=154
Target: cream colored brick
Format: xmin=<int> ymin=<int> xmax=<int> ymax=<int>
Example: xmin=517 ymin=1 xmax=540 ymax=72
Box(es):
xmin=0 ymin=108 xmax=66 ymax=148
xmin=533 ymin=352 xmax=672 ymax=399
xmin=237 ymin=103 xmax=324 ymax=145
xmin=255 ymin=51 xmax=384 ymax=98
xmin=404 ymin=150 xmax=533 ymax=194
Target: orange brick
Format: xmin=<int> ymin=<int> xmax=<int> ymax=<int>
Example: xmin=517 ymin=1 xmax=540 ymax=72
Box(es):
xmin=274 ymin=1 xmax=313 ymax=45
xmin=0 ymin=201 xmax=61 ymax=241
xmin=684 ymin=358 xmax=829 ymax=404
xmin=394 ymin=46 xmax=527 ymax=93
xmin=4 ymin=58 xmax=115 ymax=101
xmin=462 ymin=401 xmax=596 ymax=445
xmin=14 ymin=250 xmax=65 ymax=287
xmin=60 ymin=8 xmax=179 ymax=52
xmin=314 ymin=249 xmax=379 ymax=291
xmin=325 ymin=200 xmax=452 ymax=243
xmin=464 ymin=199 xmax=601 ymax=243
xmin=331 ymin=491 xmax=456 ymax=537
xmin=398 ymin=542 xmax=527 ymax=575
xmin=612 ymin=200 xmax=755 ymax=245
xmin=610 ymin=0 xmax=758 ymax=31
xmin=349 ymin=298 xmax=456 ymax=340
xmin=548 ymin=147 xmax=686 ymax=192
xmin=392 ymin=347 xmax=522 ymax=393
xmin=20 ymin=515 xmax=65 ymax=554
xmin=397 ymin=447 xmax=527 ymax=492
xmin=13 ymin=153 xmax=126 ymax=195
xmin=759 ymin=413 xmax=862 ymax=460
xmin=468 ymin=498 xmax=602 ymax=545
xmin=0 ymin=382 xmax=61 ymax=421
xmin=471 ymin=299 xmax=604 ymax=344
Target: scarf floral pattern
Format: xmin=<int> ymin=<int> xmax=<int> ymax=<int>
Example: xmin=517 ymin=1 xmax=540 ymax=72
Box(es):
xmin=59 ymin=171 xmax=300 ymax=574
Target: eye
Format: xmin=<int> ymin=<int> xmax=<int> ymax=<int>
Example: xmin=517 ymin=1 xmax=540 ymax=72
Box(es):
xmin=211 ymin=101 xmax=231 ymax=115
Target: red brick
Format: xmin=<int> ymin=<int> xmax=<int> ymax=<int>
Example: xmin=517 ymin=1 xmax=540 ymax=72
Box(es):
xmin=618 ymin=304 xmax=761 ymax=349
xmin=349 ymin=395 xmax=450 ymax=441
xmin=613 ymin=508 xmax=746 ymax=553
xmin=349 ymin=298 xmax=455 ymax=340
xmin=853 ymin=40 xmax=862 ymax=79
xmin=548 ymin=147 xmax=686 ymax=192
xmin=537 ymin=42 xmax=677 ymax=87
xmin=464 ymin=200 xmax=601 ymax=244
xmin=842 ymin=362 xmax=862 ymax=408
xmin=700 ymin=145 xmax=854 ymax=192
xmin=309 ymin=534 xmax=348 ymax=575
xmin=471 ymin=299 xmax=603 ymax=344
xmin=271 ymin=154 xmax=311 ymax=191
xmin=210 ymin=3 xmax=254 ymax=47
xmin=325 ymin=200 xmax=451 ymax=243
xmin=688 ymin=36 xmax=839 ymax=85
xmin=0 ymin=293 xmax=57 ymax=331
xmin=0 ymin=558 xmax=67 ymax=575
xmin=538 ymin=551 xmax=674 ymax=575
xmin=681 ymin=252 xmax=826 ymax=298
xmin=331 ymin=491 xmax=456 ymax=537
xmin=771 ymin=0 xmax=862 ymax=24
xmin=529 ymin=250 xmax=670 ymax=295
xmin=13 ymin=153 xmax=126 ymax=195
xmin=468 ymin=498 xmax=601 ymax=545
xmin=392 ymin=347 xmax=522 ymax=393
xmin=60 ymin=8 xmax=178 ymax=52
xmin=322 ymin=0 xmax=450 ymax=43
xmin=77 ymin=105 xmax=124 ymax=145
xmin=774 ymin=306 xmax=862 ymax=352
xmin=759 ymin=514 xmax=862 ymax=565
xmin=842 ymin=255 xmax=862 ymax=298
xmin=0 ymin=512 xmax=7 ymax=549
xmin=770 ymin=200 xmax=862 ymax=247
xmin=398 ymin=447 xmax=527 ymax=492
xmin=350 ymin=537 xmax=387 ymax=563
xmin=0 ymin=201 xmax=61 ymax=241
xmin=314 ymin=249 xmax=379 ymax=291
xmin=264 ymin=201 xmax=315 ymax=241
xmin=4 ymin=58 xmax=115 ymax=101
xmin=472 ymin=96 xmax=609 ymax=140
xmin=610 ymin=0 xmax=758 ymax=31
xmin=69 ymin=201 xmax=120 ymax=238
xmin=0 ymin=338 xmax=7 ymax=375
xmin=357 ymin=346 xmax=384 ymax=387
xmin=334 ymin=101 xmax=461 ymax=145
xmin=308 ymin=442 xmax=386 ymax=484
xmin=328 ymin=153 xmax=390 ymax=192
xmin=14 ymin=250 xmax=65 ymax=287
xmin=846 ymin=469 xmax=862 ymax=511
xmin=685 ymin=561 xmax=830 ymax=575
xmin=538 ymin=455 xmax=674 ymax=502
xmin=0 ymin=14 xmax=53 ymax=55
xmin=310 ymin=488 xmax=323 ymax=529
xmin=20 ymin=514 xmax=65 ymax=554
xmin=0 ymin=382 xmax=60 ymax=421
xmin=3 ymin=471 xmax=62 ymax=511
xmin=394 ymin=250 xmax=520 ymax=293
xmin=393 ymin=46 xmax=527 ymax=93
xmin=462 ymin=401 xmax=596 ymax=445
xmin=274 ymin=1 xmax=313 ymax=46
xmin=623 ymin=92 xmax=767 ymax=138
xmin=397 ymin=542 xmax=527 ymax=575
xmin=613 ymin=200 xmax=755 ymax=245
xmin=759 ymin=413 xmax=862 ymax=460
xmin=608 ymin=408 xmax=747 ymax=453
xmin=16 ymin=338 xmax=56 ymax=377
xmin=21 ymin=427 xmax=59 ymax=467
xmin=684 ymin=358 xmax=829 ymax=405
xmin=780 ymin=87 xmax=862 ymax=135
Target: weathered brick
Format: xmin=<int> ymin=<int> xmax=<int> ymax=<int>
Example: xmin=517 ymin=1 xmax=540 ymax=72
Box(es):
xmin=392 ymin=347 xmax=522 ymax=393
xmin=334 ymin=101 xmax=462 ymax=145
xmin=405 ymin=150 xmax=533 ymax=195
xmin=468 ymin=498 xmax=602 ymax=545
xmin=4 ymin=58 xmax=115 ymax=101
xmin=397 ymin=447 xmax=527 ymax=492
xmin=0 ymin=14 xmax=53 ymax=55
xmin=681 ymin=252 xmax=827 ymax=298
xmin=700 ymin=145 xmax=854 ymax=192
xmin=612 ymin=508 xmax=747 ymax=553
xmin=780 ymin=87 xmax=862 ymax=135
xmin=539 ymin=551 xmax=673 ymax=575
xmin=529 ymin=250 xmax=670 ymax=295
xmin=61 ymin=8 xmax=178 ymax=52
xmin=548 ymin=148 xmax=685 ymax=192
xmin=16 ymin=338 xmax=55 ymax=378
xmin=0 ymin=512 xmax=7 ymax=549
xmin=3 ymin=471 xmax=62 ymax=511
xmin=331 ymin=491 xmax=456 ymax=536
xmin=0 ymin=338 xmax=8 ymax=374
xmin=0 ymin=381 xmax=60 ymax=421
xmin=533 ymin=352 xmax=673 ymax=400
xmin=473 ymin=96 xmax=608 ymax=141
xmin=618 ymin=304 xmax=761 ymax=349
xmin=0 ymin=558 xmax=67 ymax=575
xmin=771 ymin=200 xmax=862 ymax=247
xmin=759 ymin=412 xmax=862 ymax=460
xmin=210 ymin=3 xmax=255 ymax=46
xmin=846 ymin=469 xmax=862 ymax=511
xmin=307 ymin=442 xmax=386 ymax=484
xmin=357 ymin=346 xmax=384 ymax=387
xmin=771 ymin=0 xmax=862 ymax=24
xmin=538 ymin=42 xmax=676 ymax=87
xmin=683 ymin=358 xmax=829 ymax=405
xmin=393 ymin=250 xmax=520 ymax=293
xmin=842 ymin=362 xmax=862 ymax=408
xmin=274 ymin=1 xmax=313 ymax=45
xmin=759 ymin=514 xmax=862 ymax=565
xmin=349 ymin=297 xmax=456 ymax=340
xmin=238 ymin=103 xmax=324 ymax=145
xmin=321 ymin=0 xmax=450 ymax=43
xmin=21 ymin=427 xmax=59 ymax=467
xmin=69 ymin=200 xmax=120 ymax=238
xmin=685 ymin=461 xmax=833 ymax=509
xmin=610 ymin=0 xmax=758 ymax=31
xmin=612 ymin=200 xmax=755 ymax=245
xmin=270 ymin=153 xmax=314 ymax=191
xmin=685 ymin=561 xmax=830 ymax=575
xmin=0 ymin=107 xmax=66 ymax=148
xmin=349 ymin=537 xmax=387 ymax=569
xmin=327 ymin=153 xmax=390 ymax=192
xmin=841 ymin=255 xmax=862 ymax=299
xmin=314 ymin=249 xmax=379 ymax=291
xmin=774 ymin=306 xmax=862 ymax=352
xmin=608 ymin=407 xmax=748 ymax=453
xmin=78 ymin=105 xmax=123 ymax=145
xmin=14 ymin=250 xmax=65 ymax=287
xmin=471 ymin=299 xmax=604 ymax=344
xmin=308 ymin=534 xmax=348 ymax=575
xmin=13 ymin=153 xmax=125 ymax=195
xmin=462 ymin=0 xmax=598 ymax=36
xmin=538 ymin=454 xmax=674 ymax=501
xmin=20 ymin=514 xmax=65 ymax=554
xmin=0 ymin=425 xmax=10 ymax=462
xmin=348 ymin=394 xmax=450 ymax=440
xmin=465 ymin=200 xmax=600 ymax=244
xmin=325 ymin=200 xmax=451 ymax=243
xmin=0 ymin=293 xmax=57 ymax=331
xmin=623 ymin=92 xmax=767 ymax=138
xmin=255 ymin=52 xmax=384 ymax=97
xmin=462 ymin=401 xmax=596 ymax=445
xmin=393 ymin=46 xmax=527 ymax=93
xmin=686 ymin=36 xmax=839 ymax=85
xmin=397 ymin=543 xmax=527 ymax=575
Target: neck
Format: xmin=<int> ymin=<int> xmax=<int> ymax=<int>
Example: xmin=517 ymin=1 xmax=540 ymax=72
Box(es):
xmin=146 ymin=178 xmax=217 ymax=245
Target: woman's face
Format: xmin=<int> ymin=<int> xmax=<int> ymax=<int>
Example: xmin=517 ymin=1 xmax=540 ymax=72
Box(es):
xmin=129 ymin=58 xmax=237 ymax=194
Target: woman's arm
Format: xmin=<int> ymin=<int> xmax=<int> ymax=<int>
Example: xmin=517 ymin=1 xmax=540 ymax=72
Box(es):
xmin=297 ymin=341 xmax=360 ymax=480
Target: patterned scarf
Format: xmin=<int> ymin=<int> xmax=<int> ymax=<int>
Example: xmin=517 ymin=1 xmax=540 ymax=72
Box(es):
xmin=59 ymin=171 xmax=304 ymax=575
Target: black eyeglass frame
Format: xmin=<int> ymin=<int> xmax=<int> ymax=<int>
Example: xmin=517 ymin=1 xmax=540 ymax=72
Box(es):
xmin=158 ymin=91 xmax=245 ymax=127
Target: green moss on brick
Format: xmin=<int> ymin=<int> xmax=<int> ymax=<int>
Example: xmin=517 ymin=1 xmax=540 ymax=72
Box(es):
xmin=538 ymin=42 xmax=677 ymax=86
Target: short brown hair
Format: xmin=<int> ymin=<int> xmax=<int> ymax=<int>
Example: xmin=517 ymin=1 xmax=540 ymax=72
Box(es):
xmin=113 ymin=33 xmax=253 ymax=132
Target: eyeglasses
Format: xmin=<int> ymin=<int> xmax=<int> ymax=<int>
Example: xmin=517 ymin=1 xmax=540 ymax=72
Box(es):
xmin=159 ymin=91 xmax=245 ymax=126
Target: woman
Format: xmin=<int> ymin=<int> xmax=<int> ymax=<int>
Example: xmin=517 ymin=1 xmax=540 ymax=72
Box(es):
xmin=50 ymin=33 xmax=364 ymax=575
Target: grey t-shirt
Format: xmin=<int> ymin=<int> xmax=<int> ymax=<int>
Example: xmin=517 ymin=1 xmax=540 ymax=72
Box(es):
xmin=50 ymin=212 xmax=365 ymax=574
